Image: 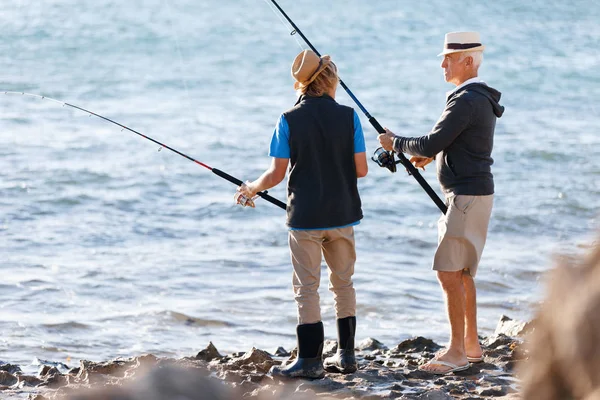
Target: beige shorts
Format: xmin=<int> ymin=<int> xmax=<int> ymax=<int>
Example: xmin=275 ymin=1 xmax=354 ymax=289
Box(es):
xmin=433 ymin=194 xmax=493 ymax=277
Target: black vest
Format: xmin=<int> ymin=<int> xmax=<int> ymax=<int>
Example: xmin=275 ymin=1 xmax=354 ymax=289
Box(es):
xmin=283 ymin=94 xmax=363 ymax=229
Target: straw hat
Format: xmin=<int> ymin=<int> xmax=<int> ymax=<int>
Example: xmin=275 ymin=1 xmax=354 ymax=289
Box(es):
xmin=438 ymin=32 xmax=485 ymax=56
xmin=291 ymin=49 xmax=332 ymax=90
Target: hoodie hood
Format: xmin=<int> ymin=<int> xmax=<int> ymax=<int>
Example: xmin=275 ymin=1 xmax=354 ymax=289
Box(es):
xmin=463 ymin=83 xmax=505 ymax=118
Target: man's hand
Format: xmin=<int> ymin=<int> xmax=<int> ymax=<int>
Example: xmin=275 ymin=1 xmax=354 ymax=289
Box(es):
xmin=234 ymin=181 xmax=258 ymax=207
xmin=237 ymin=181 xmax=257 ymax=198
xmin=377 ymin=128 xmax=396 ymax=152
xmin=409 ymin=156 xmax=434 ymax=170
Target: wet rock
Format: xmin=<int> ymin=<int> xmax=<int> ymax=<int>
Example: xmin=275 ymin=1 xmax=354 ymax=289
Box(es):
xmin=27 ymin=395 xmax=48 ymax=400
xmin=477 ymin=374 xmax=513 ymax=386
xmin=405 ymin=369 xmax=435 ymax=380
xmin=0 ymin=363 xmax=22 ymax=375
xmin=0 ymin=371 xmax=18 ymax=386
xmin=235 ymin=348 xmax=272 ymax=366
xmin=478 ymin=385 xmax=509 ymax=396
xmin=195 ymin=342 xmax=223 ymax=361
xmin=357 ymin=338 xmax=388 ymax=352
xmin=494 ymin=315 xmax=531 ymax=338
xmin=272 ymin=347 xmax=290 ymax=357
xmin=323 ymin=339 xmax=338 ymax=357
xmin=38 ymin=365 xmax=60 ymax=378
xmin=43 ymin=373 xmax=69 ymax=389
xmin=296 ymin=378 xmax=345 ymax=392
xmin=33 ymin=358 xmax=70 ymax=373
xmin=75 ymin=359 xmax=133 ymax=384
xmin=416 ymin=390 xmax=454 ymax=399
xmin=221 ymin=370 xmax=245 ymax=384
xmin=390 ymin=337 xmax=441 ymax=354
xmin=16 ymin=374 xmax=44 ymax=388
xmin=485 ymin=333 xmax=515 ymax=349
xmin=229 ymin=348 xmax=274 ymax=374
xmin=134 ymin=354 xmax=158 ymax=368
xmin=3 ymin=319 xmax=528 ymax=400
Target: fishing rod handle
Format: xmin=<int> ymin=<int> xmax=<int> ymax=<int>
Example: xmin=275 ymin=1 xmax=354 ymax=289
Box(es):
xmin=368 ymin=117 xmax=447 ymax=214
xmin=212 ymin=168 xmax=287 ymax=210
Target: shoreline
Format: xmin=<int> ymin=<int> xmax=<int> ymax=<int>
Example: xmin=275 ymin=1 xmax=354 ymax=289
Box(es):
xmin=1 ymin=315 xmax=529 ymax=400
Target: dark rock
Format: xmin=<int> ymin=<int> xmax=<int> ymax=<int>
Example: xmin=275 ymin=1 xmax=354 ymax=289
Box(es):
xmin=405 ymin=369 xmax=435 ymax=380
xmin=235 ymin=348 xmax=273 ymax=366
xmin=272 ymin=346 xmax=290 ymax=357
xmin=478 ymin=385 xmax=509 ymax=397
xmin=0 ymin=363 xmax=22 ymax=375
xmin=416 ymin=390 xmax=454 ymax=399
xmin=245 ymin=373 xmax=265 ymax=384
xmin=494 ymin=315 xmax=531 ymax=337
xmin=135 ymin=354 xmax=158 ymax=368
xmin=390 ymin=337 xmax=441 ymax=354
xmin=27 ymin=395 xmax=48 ymax=400
xmin=17 ymin=374 xmax=44 ymax=387
xmin=195 ymin=342 xmax=223 ymax=361
xmin=220 ymin=370 xmax=244 ymax=384
xmin=33 ymin=358 xmax=70 ymax=372
xmin=357 ymin=338 xmax=388 ymax=351
xmin=296 ymin=378 xmax=345 ymax=392
xmin=43 ymin=373 xmax=68 ymax=389
xmin=0 ymin=371 xmax=18 ymax=386
xmin=75 ymin=359 xmax=132 ymax=384
xmin=477 ymin=374 xmax=513 ymax=386
xmin=323 ymin=339 xmax=338 ymax=357
xmin=38 ymin=365 xmax=60 ymax=378
xmin=484 ymin=333 xmax=515 ymax=349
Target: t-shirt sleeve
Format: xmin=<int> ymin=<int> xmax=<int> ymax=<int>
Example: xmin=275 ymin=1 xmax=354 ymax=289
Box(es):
xmin=268 ymin=114 xmax=291 ymax=159
xmin=353 ymin=110 xmax=366 ymax=153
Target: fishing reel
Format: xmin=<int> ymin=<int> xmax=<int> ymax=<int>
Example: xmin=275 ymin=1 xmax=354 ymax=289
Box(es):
xmin=371 ymin=147 xmax=400 ymax=173
xmin=234 ymin=192 xmax=257 ymax=208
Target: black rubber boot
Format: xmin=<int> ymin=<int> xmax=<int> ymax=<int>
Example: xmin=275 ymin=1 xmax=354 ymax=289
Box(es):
xmin=324 ymin=316 xmax=357 ymax=373
xmin=269 ymin=322 xmax=325 ymax=379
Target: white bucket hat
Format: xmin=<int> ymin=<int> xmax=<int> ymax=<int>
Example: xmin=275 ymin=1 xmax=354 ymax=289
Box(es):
xmin=438 ymin=32 xmax=485 ymax=56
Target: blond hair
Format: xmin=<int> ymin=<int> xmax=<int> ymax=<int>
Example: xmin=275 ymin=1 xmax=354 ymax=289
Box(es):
xmin=296 ymin=62 xmax=339 ymax=97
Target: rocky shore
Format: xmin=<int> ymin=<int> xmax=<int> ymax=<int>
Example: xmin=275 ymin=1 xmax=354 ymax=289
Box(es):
xmin=1 ymin=316 xmax=530 ymax=400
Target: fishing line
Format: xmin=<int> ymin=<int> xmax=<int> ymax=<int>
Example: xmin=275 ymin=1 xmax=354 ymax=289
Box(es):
xmin=262 ymin=0 xmax=306 ymax=51
xmin=163 ymin=0 xmax=195 ymax=134
xmin=1 ymin=91 xmax=287 ymax=210
xmin=264 ymin=0 xmax=448 ymax=214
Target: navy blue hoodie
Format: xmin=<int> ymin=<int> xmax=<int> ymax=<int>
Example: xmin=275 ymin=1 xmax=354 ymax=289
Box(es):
xmin=393 ymin=83 xmax=504 ymax=196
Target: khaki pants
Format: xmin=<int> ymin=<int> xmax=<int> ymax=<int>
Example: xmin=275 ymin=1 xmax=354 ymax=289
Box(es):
xmin=288 ymin=227 xmax=357 ymax=324
xmin=433 ymin=194 xmax=494 ymax=277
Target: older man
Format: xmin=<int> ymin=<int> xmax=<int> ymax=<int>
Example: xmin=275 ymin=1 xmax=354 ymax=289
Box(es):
xmin=378 ymin=32 xmax=504 ymax=374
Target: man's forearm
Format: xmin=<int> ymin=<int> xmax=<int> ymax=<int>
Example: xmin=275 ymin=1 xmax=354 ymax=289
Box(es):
xmin=249 ymin=170 xmax=283 ymax=194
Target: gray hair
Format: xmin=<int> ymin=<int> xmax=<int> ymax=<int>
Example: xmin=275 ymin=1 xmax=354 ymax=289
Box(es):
xmin=459 ymin=51 xmax=483 ymax=68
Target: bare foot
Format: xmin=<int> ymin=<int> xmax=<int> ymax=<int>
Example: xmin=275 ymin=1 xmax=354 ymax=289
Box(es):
xmin=419 ymin=349 xmax=469 ymax=374
xmin=436 ymin=342 xmax=483 ymax=360
xmin=465 ymin=340 xmax=483 ymax=360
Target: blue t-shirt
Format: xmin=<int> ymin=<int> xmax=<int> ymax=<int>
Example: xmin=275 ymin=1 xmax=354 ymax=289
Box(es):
xmin=268 ymin=110 xmax=366 ymax=231
xmin=269 ymin=110 xmax=366 ymax=158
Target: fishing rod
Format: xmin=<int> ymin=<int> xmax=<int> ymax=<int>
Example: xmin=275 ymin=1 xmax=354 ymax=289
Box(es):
xmin=266 ymin=0 xmax=448 ymax=215
xmin=1 ymin=91 xmax=287 ymax=210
